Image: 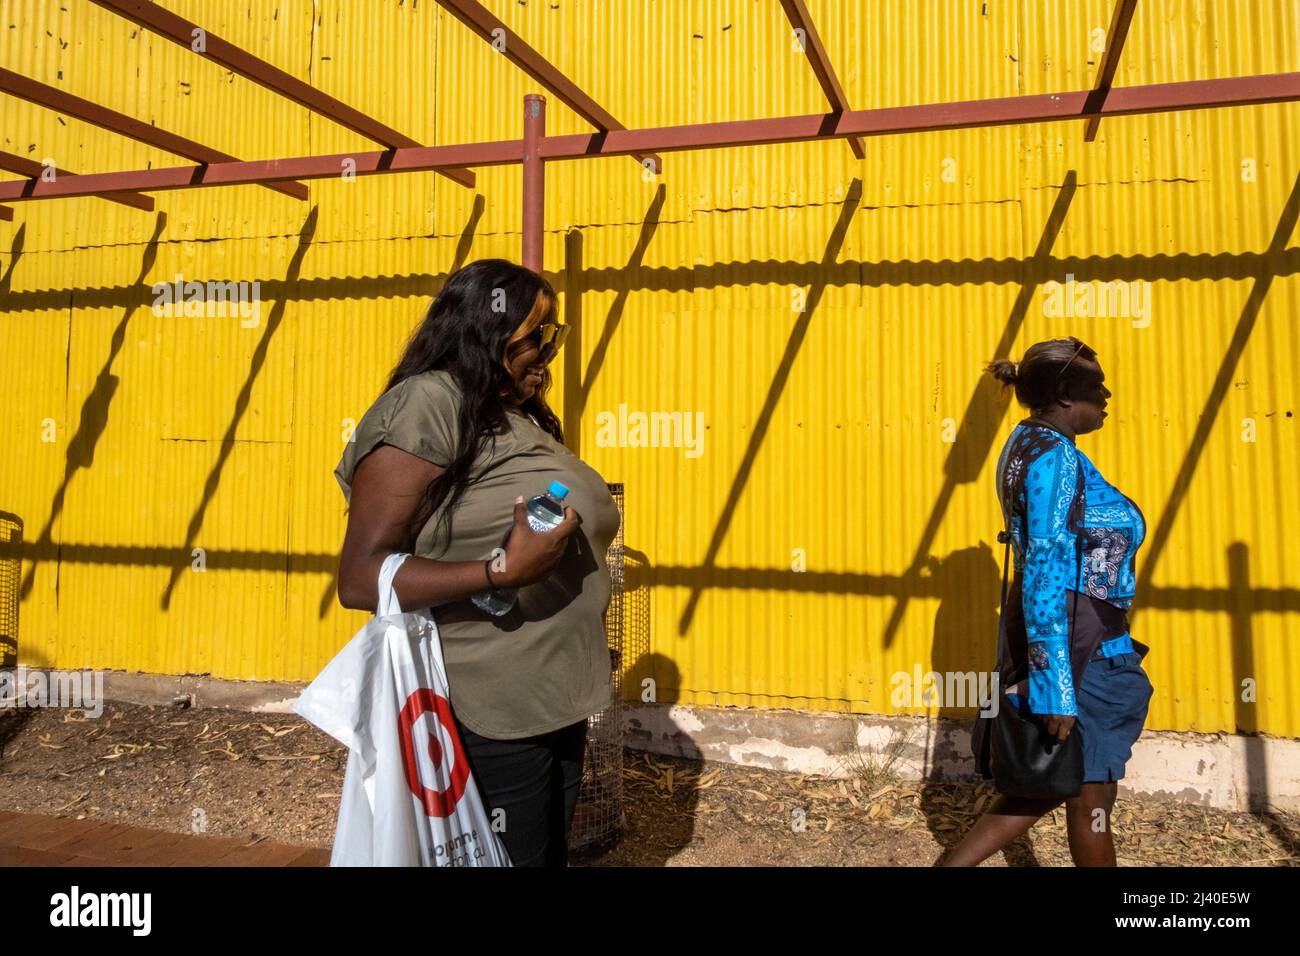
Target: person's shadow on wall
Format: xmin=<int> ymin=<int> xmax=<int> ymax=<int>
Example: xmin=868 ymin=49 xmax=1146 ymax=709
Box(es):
xmin=618 ymin=652 xmax=704 ymax=866
xmin=916 ymin=542 xmax=1049 ymax=865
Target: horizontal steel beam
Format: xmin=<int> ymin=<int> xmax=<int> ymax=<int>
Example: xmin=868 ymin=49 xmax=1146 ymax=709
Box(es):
xmin=89 ymin=0 xmax=474 ymax=189
xmin=0 ymin=148 xmax=154 ymax=211
xmin=0 ymin=67 xmax=308 ymax=201
xmin=2 ymin=72 xmax=1296 ymax=204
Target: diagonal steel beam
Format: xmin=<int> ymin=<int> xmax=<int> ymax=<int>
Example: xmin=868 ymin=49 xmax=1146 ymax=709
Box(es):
xmin=88 ymin=0 xmax=474 ymax=189
xmin=2 ymin=71 xmax=1297 ymax=204
xmin=0 ymin=67 xmax=309 ymax=201
xmin=778 ymin=0 xmax=866 ymax=159
xmin=435 ymin=0 xmax=662 ymax=175
xmin=0 ymin=148 xmax=154 ymax=211
xmin=1083 ymin=0 xmax=1139 ymax=141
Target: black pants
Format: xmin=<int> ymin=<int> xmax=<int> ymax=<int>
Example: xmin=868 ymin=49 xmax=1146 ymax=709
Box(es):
xmin=453 ymin=716 xmax=588 ymax=867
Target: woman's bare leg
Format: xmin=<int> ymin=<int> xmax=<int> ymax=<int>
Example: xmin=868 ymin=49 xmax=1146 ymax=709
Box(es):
xmin=937 ymin=794 xmax=1064 ymax=866
xmin=1065 ymin=781 xmax=1118 ymax=866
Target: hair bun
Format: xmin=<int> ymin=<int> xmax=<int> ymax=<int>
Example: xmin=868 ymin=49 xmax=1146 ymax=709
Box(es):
xmin=986 ymin=358 xmax=1020 ymax=386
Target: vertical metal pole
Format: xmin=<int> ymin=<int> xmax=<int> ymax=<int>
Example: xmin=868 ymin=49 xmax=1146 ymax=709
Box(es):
xmin=522 ymin=93 xmax=545 ymax=272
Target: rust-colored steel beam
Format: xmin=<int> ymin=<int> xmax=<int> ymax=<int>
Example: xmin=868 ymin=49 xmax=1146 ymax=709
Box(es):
xmin=0 ymin=141 xmax=516 ymax=202
xmin=0 ymin=205 xmax=11 ymax=221
xmin=0 ymin=148 xmax=154 ymax=211
xmin=3 ymin=72 xmax=1297 ymax=204
xmin=778 ymin=0 xmax=865 ymax=160
xmin=522 ymin=94 xmax=545 ymax=272
xmin=88 ymin=0 xmax=475 ymax=189
xmin=436 ymin=0 xmax=661 ymax=176
xmin=1084 ymin=0 xmax=1140 ymax=141
xmin=0 ymin=67 xmax=308 ymax=201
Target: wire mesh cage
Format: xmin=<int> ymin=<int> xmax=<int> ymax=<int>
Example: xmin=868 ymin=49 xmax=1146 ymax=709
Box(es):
xmin=570 ymin=482 xmax=625 ymax=855
xmin=0 ymin=512 xmax=20 ymax=670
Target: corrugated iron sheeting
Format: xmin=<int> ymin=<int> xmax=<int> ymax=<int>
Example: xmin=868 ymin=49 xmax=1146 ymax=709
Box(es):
xmin=0 ymin=1 xmax=1296 ymax=737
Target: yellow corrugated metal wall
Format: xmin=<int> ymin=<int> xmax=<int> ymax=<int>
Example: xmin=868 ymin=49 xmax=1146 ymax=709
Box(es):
xmin=1 ymin=1 xmax=1297 ymax=736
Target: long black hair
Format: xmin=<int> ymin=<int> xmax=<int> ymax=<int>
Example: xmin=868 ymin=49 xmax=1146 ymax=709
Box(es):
xmin=382 ymin=258 xmax=564 ymax=552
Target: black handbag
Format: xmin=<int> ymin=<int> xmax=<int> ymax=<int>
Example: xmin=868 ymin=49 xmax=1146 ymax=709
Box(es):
xmin=985 ymin=529 xmax=1084 ymax=799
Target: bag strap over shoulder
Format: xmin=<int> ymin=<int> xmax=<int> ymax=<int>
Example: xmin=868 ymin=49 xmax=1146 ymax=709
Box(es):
xmin=994 ymin=530 xmax=1012 ymax=678
xmin=1070 ymin=456 xmax=1086 ymax=649
xmin=377 ymin=552 xmax=411 ymax=616
xmin=994 ymin=459 xmax=1087 ymax=700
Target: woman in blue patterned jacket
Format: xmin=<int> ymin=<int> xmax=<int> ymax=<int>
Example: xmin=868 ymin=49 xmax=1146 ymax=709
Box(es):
xmin=941 ymin=337 xmax=1154 ymax=867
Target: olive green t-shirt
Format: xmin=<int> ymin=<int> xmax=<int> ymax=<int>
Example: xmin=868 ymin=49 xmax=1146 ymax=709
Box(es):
xmin=334 ymin=369 xmax=620 ymax=740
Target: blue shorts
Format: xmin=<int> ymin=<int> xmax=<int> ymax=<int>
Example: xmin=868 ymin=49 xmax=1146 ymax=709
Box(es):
xmin=1074 ymin=649 xmax=1154 ymax=782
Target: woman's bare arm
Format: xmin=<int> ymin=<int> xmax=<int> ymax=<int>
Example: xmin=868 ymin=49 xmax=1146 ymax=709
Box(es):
xmin=337 ymin=444 xmax=493 ymax=612
xmin=336 ymin=442 xmax=581 ymax=612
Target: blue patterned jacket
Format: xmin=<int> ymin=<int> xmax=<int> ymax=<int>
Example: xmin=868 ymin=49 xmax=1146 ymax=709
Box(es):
xmin=995 ymin=421 xmax=1146 ymax=716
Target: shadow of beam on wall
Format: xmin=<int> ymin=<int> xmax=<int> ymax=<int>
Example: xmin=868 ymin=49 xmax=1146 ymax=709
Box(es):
xmin=573 ymin=184 xmax=668 ymax=439
xmin=879 ymin=171 xmax=1078 ymax=650
xmin=18 ymin=213 xmax=168 ymax=603
xmin=676 ymin=179 xmax=863 ymax=636
xmin=5 ymin=539 xmax=1300 ymax=613
xmin=159 ymin=208 xmax=318 ymax=610
xmin=313 ymin=198 xmax=485 ymax=619
xmin=5 ymin=246 xmax=1300 ymax=313
xmin=1228 ymin=542 xmax=1300 ymax=852
xmin=0 ymin=222 xmax=25 ymax=294
xmin=1133 ymin=169 xmax=1300 ymax=607
xmin=5 ymin=243 xmax=1294 ymax=314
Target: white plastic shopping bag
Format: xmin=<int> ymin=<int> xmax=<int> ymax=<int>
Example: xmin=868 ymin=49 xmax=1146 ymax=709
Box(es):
xmin=294 ymin=553 xmax=511 ymax=866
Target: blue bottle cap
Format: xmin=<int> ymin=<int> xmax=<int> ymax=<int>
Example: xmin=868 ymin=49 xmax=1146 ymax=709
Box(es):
xmin=547 ymin=480 xmax=570 ymax=500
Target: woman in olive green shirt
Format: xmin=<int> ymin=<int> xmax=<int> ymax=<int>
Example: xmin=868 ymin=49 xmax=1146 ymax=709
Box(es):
xmin=334 ymin=258 xmax=621 ymax=867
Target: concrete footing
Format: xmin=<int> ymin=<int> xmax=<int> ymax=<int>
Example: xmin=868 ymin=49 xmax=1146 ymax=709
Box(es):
xmin=622 ymin=701 xmax=1300 ymax=813
xmin=17 ymin=668 xmax=1296 ymax=814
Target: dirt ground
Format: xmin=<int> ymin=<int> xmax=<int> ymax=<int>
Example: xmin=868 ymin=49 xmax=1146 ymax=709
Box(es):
xmin=1 ymin=702 xmax=1296 ymax=866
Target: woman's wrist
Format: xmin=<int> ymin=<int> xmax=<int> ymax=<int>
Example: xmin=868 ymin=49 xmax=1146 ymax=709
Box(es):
xmin=485 ymin=558 xmax=519 ymax=590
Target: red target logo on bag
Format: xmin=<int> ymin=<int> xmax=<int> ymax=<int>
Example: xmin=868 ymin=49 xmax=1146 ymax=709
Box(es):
xmin=398 ymin=688 xmax=470 ymax=817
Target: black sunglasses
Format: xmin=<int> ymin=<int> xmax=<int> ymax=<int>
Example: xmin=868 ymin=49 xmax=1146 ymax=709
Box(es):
xmin=1055 ymin=338 xmax=1087 ymax=391
xmin=527 ymin=321 xmax=570 ymax=362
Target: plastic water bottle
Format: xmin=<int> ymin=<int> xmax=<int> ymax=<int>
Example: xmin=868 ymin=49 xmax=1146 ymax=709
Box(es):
xmin=471 ymin=481 xmax=571 ymax=616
